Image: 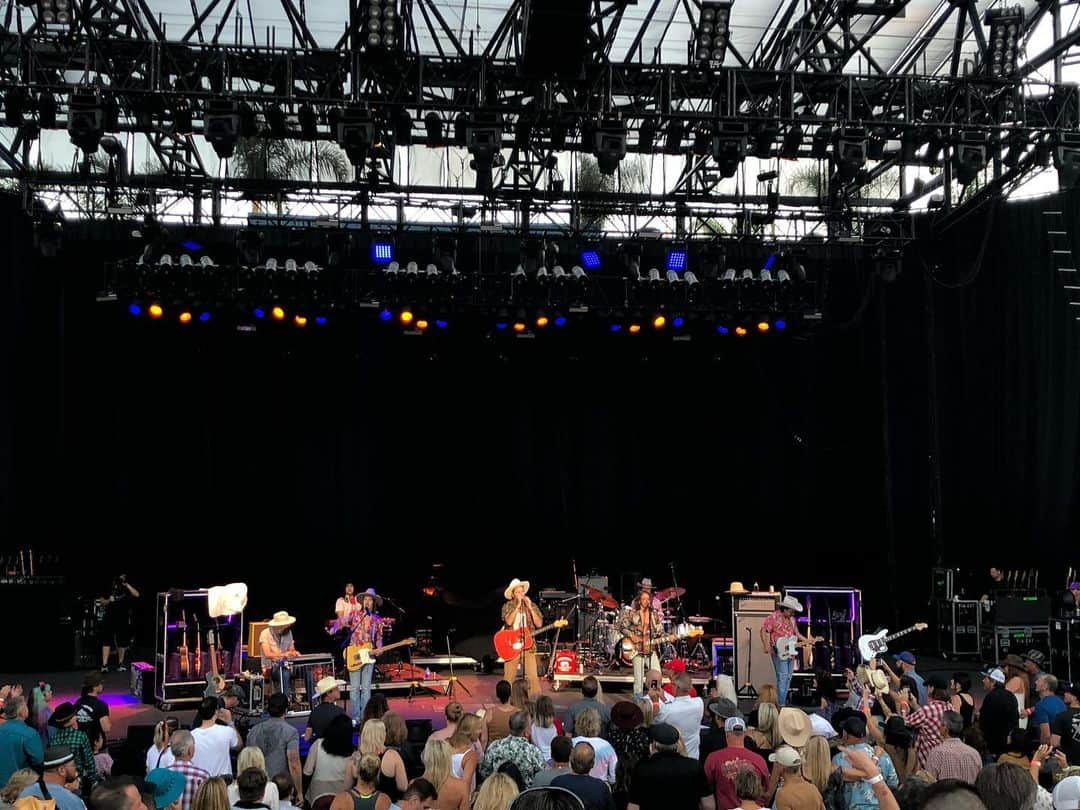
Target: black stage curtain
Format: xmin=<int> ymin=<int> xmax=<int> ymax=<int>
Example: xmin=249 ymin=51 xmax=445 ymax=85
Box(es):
xmin=3 ymin=191 xmax=1079 ymax=635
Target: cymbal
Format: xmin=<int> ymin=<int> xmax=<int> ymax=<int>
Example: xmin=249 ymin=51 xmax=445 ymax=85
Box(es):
xmin=656 ymin=586 xmax=686 ymax=602
xmin=586 ymin=586 xmax=618 ymax=609
xmin=688 ymin=615 xmax=715 ymax=623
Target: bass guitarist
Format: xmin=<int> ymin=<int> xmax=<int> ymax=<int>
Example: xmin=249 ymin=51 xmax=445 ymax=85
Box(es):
xmin=500 ymin=578 xmax=543 ymax=695
xmin=623 ymin=578 xmax=663 ymax=698
xmin=760 ymin=595 xmax=821 ymax=706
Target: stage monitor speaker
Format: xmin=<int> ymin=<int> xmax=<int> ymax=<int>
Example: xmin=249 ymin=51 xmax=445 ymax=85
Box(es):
xmin=521 ymin=0 xmax=590 ymax=79
xmin=733 ymin=612 xmax=775 ymax=696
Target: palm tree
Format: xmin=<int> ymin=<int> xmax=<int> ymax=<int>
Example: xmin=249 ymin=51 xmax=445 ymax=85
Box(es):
xmin=576 ymin=153 xmax=651 ymax=231
xmin=227 ymin=138 xmax=353 ymax=213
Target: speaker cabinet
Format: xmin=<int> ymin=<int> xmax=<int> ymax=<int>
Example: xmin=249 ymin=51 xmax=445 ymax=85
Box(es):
xmin=733 ymin=612 xmax=775 ymax=697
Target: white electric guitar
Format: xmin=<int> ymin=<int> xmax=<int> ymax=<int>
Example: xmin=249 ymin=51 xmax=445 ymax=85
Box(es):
xmin=346 ymin=638 xmax=417 ymax=671
xmin=857 ymin=623 xmax=928 ymax=662
xmin=775 ymin=633 xmax=823 ymax=661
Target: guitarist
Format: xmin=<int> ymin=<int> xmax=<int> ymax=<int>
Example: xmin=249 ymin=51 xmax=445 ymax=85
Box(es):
xmin=760 ymin=595 xmax=817 ymax=706
xmin=623 ymin=579 xmax=662 ymax=699
xmin=344 ymin=587 xmax=384 ymax=726
xmin=500 ymin=578 xmax=543 ymax=696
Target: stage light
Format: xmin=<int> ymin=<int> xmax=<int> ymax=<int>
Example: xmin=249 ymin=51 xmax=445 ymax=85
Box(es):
xmin=735 ymin=326 xmax=748 ymax=336
xmin=672 ymin=316 xmax=684 ymax=328
xmin=638 ymin=118 xmax=658 ymax=152
xmin=652 ymin=315 xmax=666 ymax=329
xmin=298 ymin=104 xmax=318 ymax=140
xmin=692 ymin=1 xmax=731 ymax=65
xmin=67 ymin=87 xmax=105 ymax=153
xmin=780 ymin=125 xmax=802 ymax=160
xmin=336 ymin=105 xmax=376 ymax=164
xmin=513 ymin=321 xmax=526 ymax=333
xmin=179 ymin=311 xmax=192 ymax=324
xmin=757 ymin=320 xmax=770 ymax=332
xmin=315 ymin=316 xmax=328 ymax=326
xmin=466 ymin=112 xmax=503 ymax=193
xmin=712 ymin=122 xmax=748 ymax=178
xmin=37 ymin=93 xmax=57 ymax=128
xmin=1054 ymin=133 xmax=1080 ymax=189
xmin=775 ymin=319 xmax=787 ymax=330
xmin=416 ymin=319 xmax=429 ymax=330
xmin=267 ymin=105 xmax=288 ymax=139
xmin=205 ymin=99 xmax=241 ymax=159
xmin=593 ymin=119 xmax=627 ymax=175
xmin=1002 ymin=133 xmax=1027 ymax=168
xmin=435 ymin=319 xmax=448 ymax=329
xmin=378 ymin=308 xmax=392 ymax=322
xmin=665 ymin=120 xmax=685 ymax=154
xmin=984 ymin=6 xmax=1023 ymax=78
xmin=148 ymin=304 xmax=163 ymax=319
xmin=811 ymin=125 xmax=831 ymax=159
xmin=953 ymin=131 xmax=988 ymax=185
xmin=424 ymin=112 xmax=444 ymax=146
xmin=666 ymin=247 xmax=688 ymax=273
xmin=495 ymin=321 xmax=508 ymax=330
xmin=294 ymin=315 xmax=307 ymax=327
xmin=199 ymin=312 xmax=211 ymax=323
xmin=128 ymin=303 xmax=141 ymax=317
xmin=400 ymin=309 xmax=414 ymax=325
xmin=371 ymin=240 xmax=394 ymax=264
xmin=835 ymin=126 xmax=867 ymax=182
xmin=610 ymin=323 xmax=622 ymax=333
xmin=554 ymin=315 xmax=567 ymax=327
xmin=717 ymin=324 xmax=730 ymax=335
xmin=254 ymin=307 xmax=266 ymax=319
xmin=536 ymin=315 xmax=549 ymax=328
xmin=272 ymin=306 xmax=285 ymax=320
xmin=580 ymin=250 xmax=601 ymax=270
xmin=629 ymin=323 xmax=641 ymax=334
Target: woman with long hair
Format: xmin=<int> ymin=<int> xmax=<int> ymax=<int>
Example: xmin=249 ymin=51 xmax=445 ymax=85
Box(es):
xmin=510 ymin=680 xmax=531 ymax=714
xmin=748 ymin=702 xmax=781 ymax=757
xmin=226 ymin=747 xmax=280 ymax=810
xmin=28 ymin=683 xmax=53 ymax=746
xmin=380 ymin=711 xmax=420 ymax=780
xmin=331 ymin=754 xmax=390 ymax=810
xmin=0 ymin=769 xmax=39 ymax=805
xmin=800 ymin=736 xmax=831 ymax=793
xmin=304 ymin=714 xmax=355 ymax=804
xmin=448 ymin=713 xmax=483 ymax=791
xmin=748 ymin=684 xmax=778 ymax=727
xmin=1003 ymin=657 xmax=1030 ymax=729
xmin=361 ymin=693 xmax=390 ymax=727
xmin=420 ymin=738 xmax=469 ymax=810
xmin=430 ymin=702 xmax=464 ymax=742
xmin=350 ymin=718 xmax=407 ymax=803
xmin=529 ymin=696 xmax=562 ymax=763
xmin=145 ymin=718 xmax=179 ymax=774
xmin=191 ymin=777 xmax=230 ymax=810
xmin=471 ymin=772 xmax=518 ymax=810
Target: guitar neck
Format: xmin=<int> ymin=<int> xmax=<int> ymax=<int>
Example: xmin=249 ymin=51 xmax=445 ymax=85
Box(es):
xmin=375 ymin=639 xmax=414 ymax=654
xmin=884 ymin=625 xmax=921 ymax=644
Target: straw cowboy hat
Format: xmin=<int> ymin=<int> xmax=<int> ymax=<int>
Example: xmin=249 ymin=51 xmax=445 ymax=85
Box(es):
xmin=727 ymin=581 xmax=749 ymax=594
xmin=504 ymin=578 xmax=530 ymax=600
xmin=268 ymin=610 xmax=297 ymax=628
xmin=779 ymin=595 xmax=804 ymax=612
xmin=778 ymin=707 xmax=811 ymax=748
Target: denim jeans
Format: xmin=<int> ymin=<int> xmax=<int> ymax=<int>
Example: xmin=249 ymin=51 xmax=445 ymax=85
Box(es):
xmin=350 ymin=663 xmax=373 ymax=723
xmin=772 ymin=653 xmax=794 ymax=705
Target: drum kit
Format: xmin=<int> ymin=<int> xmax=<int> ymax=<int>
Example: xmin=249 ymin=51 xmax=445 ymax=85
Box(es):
xmin=575 ymin=584 xmax=710 ymax=670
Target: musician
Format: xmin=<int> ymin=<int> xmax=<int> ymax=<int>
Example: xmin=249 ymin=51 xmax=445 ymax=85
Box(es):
xmin=335 ymin=583 xmax=362 ymax=622
xmin=622 ymin=579 xmax=662 ymax=698
xmin=344 ymin=588 xmax=383 ymax=726
xmin=501 ymin=578 xmax=543 ymax=696
xmin=980 ymin=567 xmax=1006 ymax=602
xmin=260 ymin=611 xmax=300 ymax=696
xmin=759 ymin=595 xmax=816 ymax=706
xmin=98 ymin=574 xmax=140 ymax=673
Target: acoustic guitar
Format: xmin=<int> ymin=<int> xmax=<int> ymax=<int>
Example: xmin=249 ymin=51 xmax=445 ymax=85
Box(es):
xmin=178 ymin=610 xmax=189 ymax=678
xmin=493 ymin=619 xmax=569 ymax=661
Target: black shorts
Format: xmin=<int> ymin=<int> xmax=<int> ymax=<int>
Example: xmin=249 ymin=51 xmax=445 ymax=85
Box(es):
xmin=99 ymin=605 xmax=133 ymax=647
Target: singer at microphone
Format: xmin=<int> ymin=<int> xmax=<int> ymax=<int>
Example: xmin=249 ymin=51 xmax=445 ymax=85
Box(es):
xmin=501 ymin=578 xmax=543 ymax=695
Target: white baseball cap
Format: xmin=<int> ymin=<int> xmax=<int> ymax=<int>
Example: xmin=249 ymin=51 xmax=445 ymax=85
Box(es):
xmin=768 ymin=746 xmax=802 ymax=767
xmin=1053 ymin=776 xmax=1080 ymax=810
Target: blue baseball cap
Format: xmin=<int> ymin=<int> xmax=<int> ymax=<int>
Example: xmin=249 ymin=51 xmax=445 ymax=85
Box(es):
xmin=896 ymin=651 xmax=916 ymax=665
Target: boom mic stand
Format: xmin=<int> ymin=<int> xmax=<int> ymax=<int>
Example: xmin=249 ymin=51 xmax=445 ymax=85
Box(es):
xmin=444 ymin=631 xmax=471 ymax=699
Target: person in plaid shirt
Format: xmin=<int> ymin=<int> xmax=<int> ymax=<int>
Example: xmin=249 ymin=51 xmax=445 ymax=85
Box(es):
xmin=887 ymin=673 xmax=952 ymax=768
xmin=923 ymin=711 xmax=982 ymax=783
xmin=167 ymin=729 xmax=209 ymax=810
xmin=48 ymin=702 xmax=100 ymax=792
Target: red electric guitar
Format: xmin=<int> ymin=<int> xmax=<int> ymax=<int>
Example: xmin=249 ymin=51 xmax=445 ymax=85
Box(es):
xmin=493 ymin=619 xmax=568 ymax=660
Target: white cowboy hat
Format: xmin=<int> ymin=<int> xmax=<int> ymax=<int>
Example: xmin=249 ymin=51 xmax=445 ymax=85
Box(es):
xmin=268 ymin=610 xmax=297 ymax=628
xmin=637 ymin=577 xmax=655 ymax=591
xmin=315 ymin=676 xmax=340 ymax=697
xmin=779 ymin=595 xmax=803 ymax=612
xmin=504 ymin=578 xmax=530 ymax=600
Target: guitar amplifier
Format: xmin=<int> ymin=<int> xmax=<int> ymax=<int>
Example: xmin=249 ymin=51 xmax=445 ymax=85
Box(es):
xmin=248 ymin=622 xmax=269 ymax=656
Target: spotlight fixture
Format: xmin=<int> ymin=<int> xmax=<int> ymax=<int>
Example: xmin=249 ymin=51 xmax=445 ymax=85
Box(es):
xmin=1002 ymin=133 xmax=1027 ymax=168
xmin=370 ymin=239 xmax=395 ymax=265
xmin=37 ymin=93 xmax=57 ymax=128
xmin=204 ymin=99 xmax=241 ymax=159
xmin=780 ymin=125 xmax=802 ymax=160
xmin=467 ymin=112 xmax=503 ymax=193
xmin=424 ymin=112 xmax=444 ymax=146
xmin=834 ymin=126 xmax=867 ymax=183
xmin=594 ymin=119 xmax=627 ymax=175
xmin=984 ymin=6 xmax=1023 ymax=78
xmin=365 ymin=0 xmax=400 ymax=49
xmin=952 ymin=131 xmax=988 ymax=185
xmin=712 ymin=121 xmax=748 ymax=178
xmin=298 ymin=104 xmax=318 ymax=140
xmin=810 ymin=125 xmax=831 ymax=159
xmin=580 ymin=249 xmax=601 ymax=271
xmin=336 ymin=105 xmax=376 ymax=165
xmin=692 ymin=1 xmax=731 ymax=66
xmin=665 ymin=245 xmax=688 ymax=273
xmin=67 ymin=87 xmax=105 ymax=153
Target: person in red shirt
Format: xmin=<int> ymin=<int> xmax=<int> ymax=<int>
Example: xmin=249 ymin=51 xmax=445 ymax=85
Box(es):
xmin=760 ymin=596 xmax=819 ymax=706
xmin=662 ymin=660 xmax=698 ymax=698
xmin=703 ymin=716 xmax=769 ymax=809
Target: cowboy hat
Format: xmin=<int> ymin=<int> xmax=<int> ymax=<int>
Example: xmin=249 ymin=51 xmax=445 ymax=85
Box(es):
xmin=778 ymin=707 xmax=811 ymax=748
xmin=49 ymin=703 xmax=76 ymax=727
xmin=360 ymin=587 xmax=383 ymax=608
xmin=726 ymin=581 xmax=749 ymax=594
xmin=268 ymin=610 xmax=297 ymax=628
xmin=315 ymin=676 xmax=341 ymax=697
xmin=637 ymin=577 xmax=655 ymax=591
xmin=779 ymin=595 xmax=803 ymax=612
xmin=504 ymin=578 xmax=530 ymax=600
